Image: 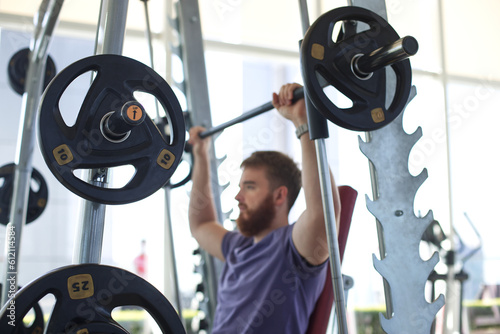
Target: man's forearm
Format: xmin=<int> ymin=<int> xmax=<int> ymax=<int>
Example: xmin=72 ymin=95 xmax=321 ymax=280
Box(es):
xmin=189 ymin=150 xmax=218 ymax=234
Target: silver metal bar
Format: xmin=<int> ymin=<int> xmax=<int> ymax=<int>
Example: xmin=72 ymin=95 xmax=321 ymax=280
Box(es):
xmin=163 ymin=187 xmax=185 ymax=327
xmin=316 ymin=140 xmax=348 ymax=334
xmin=176 ymin=0 xmax=223 ymax=327
xmin=1 ymin=0 xmax=64 ymax=307
xmin=365 ymin=131 xmax=394 ymax=319
xmin=354 ymin=36 xmax=418 ymax=75
xmin=141 ymin=0 xmax=161 ymax=121
xmin=93 ymin=0 xmax=128 ymax=56
xmin=32 ymin=0 xmax=51 ymax=40
xmin=436 ymin=0 xmax=458 ymax=331
xmin=73 ymin=0 xmax=128 ymax=265
xmin=298 ymin=1 xmax=347 ymax=333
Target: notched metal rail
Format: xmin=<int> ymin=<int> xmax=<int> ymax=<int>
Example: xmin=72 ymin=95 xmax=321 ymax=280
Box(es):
xmin=359 ymin=87 xmax=445 ymax=333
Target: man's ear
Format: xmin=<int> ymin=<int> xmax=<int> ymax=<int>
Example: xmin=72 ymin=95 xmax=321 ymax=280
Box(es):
xmin=273 ymin=186 xmax=288 ymax=207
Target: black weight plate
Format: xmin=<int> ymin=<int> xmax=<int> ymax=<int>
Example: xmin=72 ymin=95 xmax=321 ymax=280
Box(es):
xmin=68 ymin=322 xmax=130 ymax=334
xmin=0 ymin=264 xmax=186 ymax=334
xmin=156 ymin=117 xmax=192 ymax=189
xmin=301 ymin=6 xmax=412 ymax=131
xmin=7 ymin=48 xmax=57 ymax=96
xmin=167 ymin=143 xmax=193 ymax=189
xmin=38 ymin=54 xmax=185 ymax=205
xmin=0 ymin=163 xmax=49 ymax=225
xmin=0 ymin=283 xmax=44 ymax=334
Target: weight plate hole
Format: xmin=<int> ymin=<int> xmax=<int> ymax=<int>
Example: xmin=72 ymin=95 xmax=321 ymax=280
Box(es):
xmin=331 ymin=21 xmax=344 ymax=43
xmin=316 ymin=72 xmax=353 ymax=109
xmin=133 ymin=91 xmax=174 ymax=145
xmin=58 ymin=70 xmax=96 ymax=127
xmin=385 ymin=66 xmax=397 ymax=110
xmin=72 ymin=165 xmax=135 ymax=189
xmin=109 ymin=165 xmax=135 ymax=189
xmin=22 ymin=307 xmax=37 ymax=327
xmin=111 ymin=306 xmax=162 ymax=332
xmin=30 ymin=178 xmax=40 ymax=192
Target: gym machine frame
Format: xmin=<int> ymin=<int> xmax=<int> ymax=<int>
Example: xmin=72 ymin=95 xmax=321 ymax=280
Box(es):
xmin=1 ymin=0 xmax=63 ymax=306
xmin=169 ymin=0 xmax=227 ymax=331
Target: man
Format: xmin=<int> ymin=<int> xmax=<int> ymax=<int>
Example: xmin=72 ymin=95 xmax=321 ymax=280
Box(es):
xmin=188 ymin=83 xmax=341 ymax=334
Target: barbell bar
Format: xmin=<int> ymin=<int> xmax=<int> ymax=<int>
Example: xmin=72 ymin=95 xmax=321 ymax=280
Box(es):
xmin=353 ymin=35 xmax=418 ymax=79
xmin=198 ymin=35 xmax=417 ymax=138
xmin=198 ymin=87 xmax=303 ymax=138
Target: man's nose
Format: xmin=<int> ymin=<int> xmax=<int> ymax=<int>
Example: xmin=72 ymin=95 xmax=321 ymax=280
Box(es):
xmin=235 ymin=190 xmax=243 ymax=202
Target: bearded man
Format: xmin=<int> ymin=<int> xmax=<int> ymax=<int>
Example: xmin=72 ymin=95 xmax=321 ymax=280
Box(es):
xmin=187 ymin=83 xmax=341 ymax=334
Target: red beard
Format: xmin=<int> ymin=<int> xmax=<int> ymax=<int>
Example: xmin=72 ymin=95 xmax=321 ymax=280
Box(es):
xmin=236 ymin=192 xmax=276 ymax=237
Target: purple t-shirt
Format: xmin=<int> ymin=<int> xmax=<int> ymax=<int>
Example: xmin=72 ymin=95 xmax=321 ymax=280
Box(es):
xmin=211 ymin=224 xmax=327 ymax=334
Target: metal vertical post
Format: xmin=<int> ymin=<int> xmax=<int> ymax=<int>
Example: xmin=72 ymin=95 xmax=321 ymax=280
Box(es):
xmin=1 ymin=0 xmax=64 ymax=306
xmin=163 ymin=188 xmax=184 ymax=325
xmin=174 ymin=0 xmax=225 ymax=329
xmin=436 ymin=0 xmax=459 ymax=332
xmin=298 ymin=1 xmax=348 ymax=333
xmin=72 ymin=0 xmax=128 ymax=265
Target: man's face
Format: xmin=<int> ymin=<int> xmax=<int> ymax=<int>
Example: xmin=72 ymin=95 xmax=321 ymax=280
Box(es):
xmin=235 ymin=167 xmax=276 ymax=237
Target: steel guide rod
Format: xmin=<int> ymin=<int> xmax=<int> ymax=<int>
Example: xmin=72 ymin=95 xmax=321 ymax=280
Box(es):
xmin=163 ymin=188 xmax=184 ymax=325
xmin=298 ymin=1 xmax=348 ymax=333
xmin=175 ymin=0 xmax=225 ymax=330
xmin=139 ymin=0 xmax=184 ymax=322
xmin=72 ymin=0 xmax=128 ymax=265
xmin=1 ymin=0 xmax=64 ymax=307
xmin=141 ymin=0 xmax=161 ymax=121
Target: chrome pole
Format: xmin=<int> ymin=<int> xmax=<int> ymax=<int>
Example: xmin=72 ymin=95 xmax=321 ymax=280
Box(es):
xmin=72 ymin=0 xmax=128 ymax=264
xmin=297 ymin=1 xmax=348 ymax=333
xmin=1 ymin=0 xmax=64 ymax=307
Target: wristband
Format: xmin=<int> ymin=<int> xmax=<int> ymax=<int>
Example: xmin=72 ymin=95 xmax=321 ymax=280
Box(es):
xmin=295 ymin=123 xmax=309 ymax=139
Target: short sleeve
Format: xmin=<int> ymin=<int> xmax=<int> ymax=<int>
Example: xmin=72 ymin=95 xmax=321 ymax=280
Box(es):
xmin=287 ymin=224 xmax=328 ymax=276
xmin=221 ymin=230 xmax=246 ymax=259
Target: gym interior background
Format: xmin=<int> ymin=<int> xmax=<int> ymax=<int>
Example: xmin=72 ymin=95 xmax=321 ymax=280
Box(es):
xmin=0 ymin=0 xmax=499 ymax=333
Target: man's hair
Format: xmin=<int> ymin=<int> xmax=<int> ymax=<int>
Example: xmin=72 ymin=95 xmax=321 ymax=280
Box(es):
xmin=240 ymin=151 xmax=301 ymax=212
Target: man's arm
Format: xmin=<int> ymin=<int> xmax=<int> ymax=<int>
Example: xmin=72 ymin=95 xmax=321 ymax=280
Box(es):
xmin=188 ymin=126 xmax=228 ymax=261
xmin=272 ymin=83 xmax=341 ymax=266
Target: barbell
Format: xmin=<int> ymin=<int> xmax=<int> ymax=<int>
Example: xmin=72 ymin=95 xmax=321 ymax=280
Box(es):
xmin=301 ymin=6 xmax=416 ymax=131
xmin=198 ymin=6 xmax=418 ymax=137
